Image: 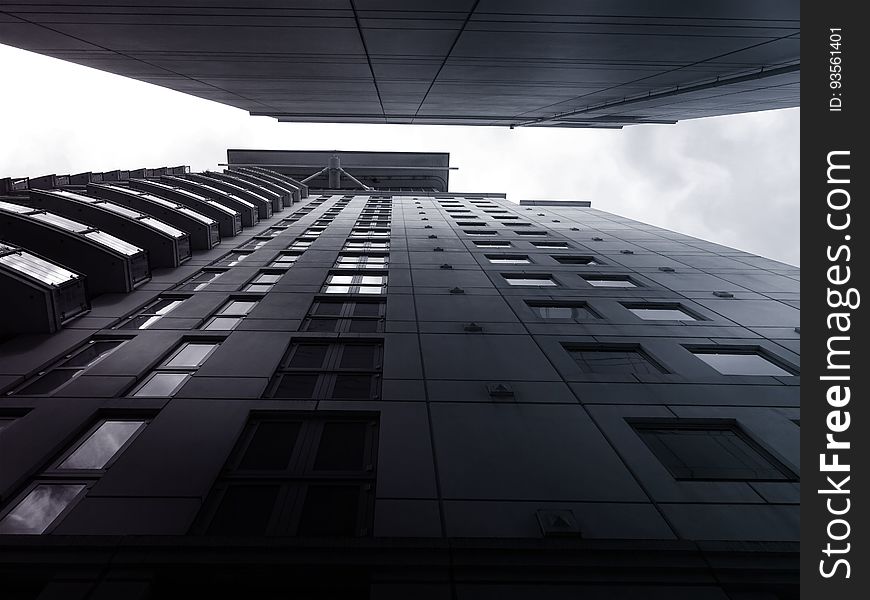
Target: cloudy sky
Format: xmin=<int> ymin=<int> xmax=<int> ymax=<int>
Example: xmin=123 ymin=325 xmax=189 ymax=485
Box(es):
xmin=0 ymin=43 xmax=799 ymax=266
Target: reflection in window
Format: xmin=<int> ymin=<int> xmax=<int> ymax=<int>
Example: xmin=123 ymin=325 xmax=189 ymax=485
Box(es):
xmin=627 ymin=305 xmax=697 ymax=321
xmin=12 ymin=339 xmax=128 ymax=396
xmin=324 ymin=273 xmax=387 ymax=295
xmin=132 ymin=341 xmax=220 ymax=397
xmin=176 ymin=269 xmax=225 ymax=291
xmin=118 ymin=297 xmax=187 ymax=330
xmin=503 ymin=274 xmax=557 ymax=287
xmin=584 ymin=276 xmax=637 ymax=288
xmin=59 ymin=420 xmax=146 ymax=470
xmin=527 ymin=301 xmax=598 ymax=320
xmin=486 ymin=255 xmax=530 ymax=265
xmin=692 ymin=350 xmax=795 ymax=376
xmin=0 ymin=484 xmax=86 ymax=534
xmin=202 ymin=299 xmax=260 ymax=331
xmin=566 ymin=346 xmax=665 ymax=375
xmin=633 ymin=421 xmax=796 ymax=480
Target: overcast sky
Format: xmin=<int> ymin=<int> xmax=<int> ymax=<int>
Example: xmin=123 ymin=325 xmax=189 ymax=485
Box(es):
xmin=0 ymin=43 xmax=799 ymax=266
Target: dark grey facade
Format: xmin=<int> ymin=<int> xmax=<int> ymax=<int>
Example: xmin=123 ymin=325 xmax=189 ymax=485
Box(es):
xmin=0 ymin=2 xmax=799 ymax=128
xmin=0 ymin=153 xmax=799 ymax=599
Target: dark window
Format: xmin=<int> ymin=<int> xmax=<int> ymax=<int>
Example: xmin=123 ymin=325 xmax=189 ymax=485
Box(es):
xmin=527 ymin=301 xmax=598 ymax=321
xmin=266 ymin=341 xmax=383 ymax=400
xmin=690 ymin=349 xmax=796 ymax=376
xmin=565 ymin=345 xmax=665 ymax=375
xmin=632 ymin=420 xmax=796 ymax=481
xmin=198 ymin=413 xmax=377 ymax=537
xmin=553 ymin=255 xmax=600 ymax=265
xmin=11 ymin=338 xmax=128 ymax=396
xmin=117 ymin=296 xmax=188 ymax=330
xmin=625 ymin=303 xmax=697 ymax=321
xmin=302 ymin=299 xmax=385 ymax=333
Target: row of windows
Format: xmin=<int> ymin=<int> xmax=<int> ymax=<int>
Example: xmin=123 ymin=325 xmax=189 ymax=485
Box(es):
xmin=0 ymin=411 xmax=795 ymax=536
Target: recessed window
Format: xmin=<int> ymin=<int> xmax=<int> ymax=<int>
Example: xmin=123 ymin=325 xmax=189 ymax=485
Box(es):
xmin=565 ymin=345 xmax=665 ymax=375
xmin=290 ymin=238 xmax=314 ymax=250
xmin=58 ymin=420 xmax=146 ymax=470
xmin=118 ymin=296 xmax=187 ymax=330
xmin=515 ymin=230 xmax=548 ymax=236
xmin=632 ymin=420 xmax=796 ymax=481
xmin=526 ymin=301 xmax=598 ymax=320
xmin=486 ymin=254 xmax=531 ymax=265
xmin=244 ymin=270 xmax=285 ymax=293
xmin=335 ymin=253 xmax=389 ymax=269
xmin=212 ymin=251 xmax=252 ymax=267
xmin=350 ymin=229 xmax=390 ymax=238
xmin=11 ymin=339 xmax=128 ymax=396
xmin=625 ymin=304 xmax=697 ymax=321
xmin=474 ymin=240 xmax=511 ymax=248
xmin=464 ymin=229 xmax=497 ymax=236
xmin=176 ymin=269 xmax=226 ymax=291
xmin=532 ymin=241 xmax=570 ymax=249
xmin=503 ymin=274 xmax=557 ymax=287
xmin=132 ymin=341 xmax=220 ymax=397
xmin=237 ymin=238 xmax=270 ymax=251
xmin=344 ymin=239 xmax=390 ymax=251
xmin=266 ymin=341 xmax=383 ymax=400
xmin=0 ymin=484 xmax=87 ymax=534
xmin=270 ymin=251 xmax=302 ymax=268
xmin=202 ymin=299 xmax=260 ymax=331
xmin=198 ymin=413 xmax=377 ymax=537
xmin=302 ymin=299 xmax=385 ymax=333
xmin=553 ymin=255 xmax=600 ymax=265
xmin=324 ymin=273 xmax=386 ymax=295
xmin=691 ymin=350 xmax=795 ymax=376
xmin=492 ymin=215 xmax=519 ymax=220
xmin=583 ymin=276 xmax=638 ymax=288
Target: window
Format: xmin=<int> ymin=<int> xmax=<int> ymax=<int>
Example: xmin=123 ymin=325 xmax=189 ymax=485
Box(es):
xmin=302 ymin=227 xmax=325 ymax=237
xmin=197 ymin=413 xmax=377 ymax=537
xmin=176 ymin=269 xmax=226 ymax=291
xmin=583 ymin=276 xmax=638 ymax=288
xmin=486 ymin=254 xmax=531 ymax=265
xmin=625 ymin=304 xmax=698 ymax=321
xmin=344 ymin=239 xmax=390 ymax=251
xmin=526 ymin=301 xmax=598 ymax=321
xmin=118 ymin=296 xmax=188 ymax=330
xmin=553 ymin=255 xmax=600 ymax=265
xmin=691 ymin=349 xmax=795 ymax=376
xmin=201 ymin=298 xmax=260 ymax=330
xmin=515 ymin=230 xmax=547 ymax=236
xmin=492 ymin=215 xmax=518 ymax=220
xmin=269 ymin=251 xmax=302 ymax=269
xmin=503 ymin=274 xmax=558 ymax=287
xmin=302 ymin=299 xmax=385 ymax=333
xmin=474 ymin=240 xmax=512 ymax=248
xmin=335 ymin=254 xmax=389 ymax=269
xmin=0 ymin=418 xmax=147 ymax=534
xmin=212 ymin=251 xmax=252 ymax=267
xmin=245 ymin=270 xmax=285 ymax=293
xmin=632 ymin=420 xmax=796 ymax=481
xmin=132 ymin=341 xmax=220 ymax=397
xmin=532 ymin=241 xmax=570 ymax=249
xmin=11 ymin=339 xmax=128 ymax=396
xmin=564 ymin=345 xmax=665 ymax=375
xmin=350 ymin=229 xmax=390 ymax=238
xmin=324 ymin=273 xmax=386 ymax=295
xmin=265 ymin=341 xmax=383 ymax=400
xmin=262 ymin=226 xmax=288 ymax=238
xmin=464 ymin=229 xmax=497 ymax=236
xmin=289 ymin=238 xmax=315 ymax=250
xmin=237 ymin=238 xmax=271 ymax=251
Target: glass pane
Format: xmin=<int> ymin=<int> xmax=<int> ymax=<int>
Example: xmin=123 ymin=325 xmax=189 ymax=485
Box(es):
xmin=536 ymin=306 xmax=573 ymax=319
xmin=314 ymin=422 xmax=367 ymax=471
xmin=288 ymin=344 xmax=329 ymax=368
xmin=59 ymin=421 xmax=145 ymax=470
xmin=332 ymin=374 xmax=374 ymax=399
xmin=339 ymin=345 xmax=378 ymax=369
xmin=693 ymin=352 xmax=793 ymax=376
xmin=133 ymin=372 xmax=190 ymax=397
xmin=165 ymin=343 xmax=218 ymax=368
xmin=245 ymin=284 xmax=273 ymax=293
xmin=16 ymin=369 xmax=81 ymax=395
xmin=238 ymin=421 xmax=301 ymax=471
xmin=0 ymin=484 xmax=86 ymax=534
xmin=357 ymin=286 xmax=383 ymax=294
xmin=151 ymin=299 xmax=185 ymax=315
xmin=297 ymin=486 xmax=360 ymax=536
xmin=329 ymin=275 xmax=354 ymax=285
xmin=348 ymin=319 xmax=380 ymax=333
xmin=360 ymin=276 xmax=385 ymax=285
xmin=304 ymin=318 xmax=340 ymax=332
xmin=273 ymin=374 xmax=319 ymax=398
xmin=62 ymin=340 xmax=124 ymax=368
xmin=586 ymin=278 xmax=636 ymax=288
xmin=352 ymin=302 xmax=380 ymax=317
xmin=505 ymin=277 xmax=557 ymax=287
xmin=313 ymin=301 xmax=344 ymax=316
xmin=324 ymin=285 xmax=350 ymax=294
xmin=254 ymin=274 xmax=282 ymax=284
xmin=207 ymin=485 xmax=279 ymax=536
xmin=570 ymin=349 xmax=663 ymax=375
xmin=219 ymin=301 xmax=258 ymax=316
xmin=629 ymin=307 xmax=696 ymax=321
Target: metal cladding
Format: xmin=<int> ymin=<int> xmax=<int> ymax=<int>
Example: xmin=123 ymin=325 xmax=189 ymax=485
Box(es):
xmin=129 ymin=179 xmax=242 ymax=237
xmin=201 ymin=170 xmax=283 ymax=213
xmin=26 ymin=189 xmax=191 ymax=268
xmin=0 ymin=199 xmax=149 ymax=296
xmin=0 ymin=242 xmax=89 ymax=334
xmin=87 ymin=182 xmax=221 ymax=250
xmin=163 ymin=175 xmax=261 ymax=226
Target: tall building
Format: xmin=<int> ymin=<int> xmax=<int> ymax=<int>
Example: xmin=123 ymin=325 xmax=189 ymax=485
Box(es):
xmin=0 ymin=151 xmax=800 ymax=599
xmin=0 ymin=2 xmax=799 ymax=128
